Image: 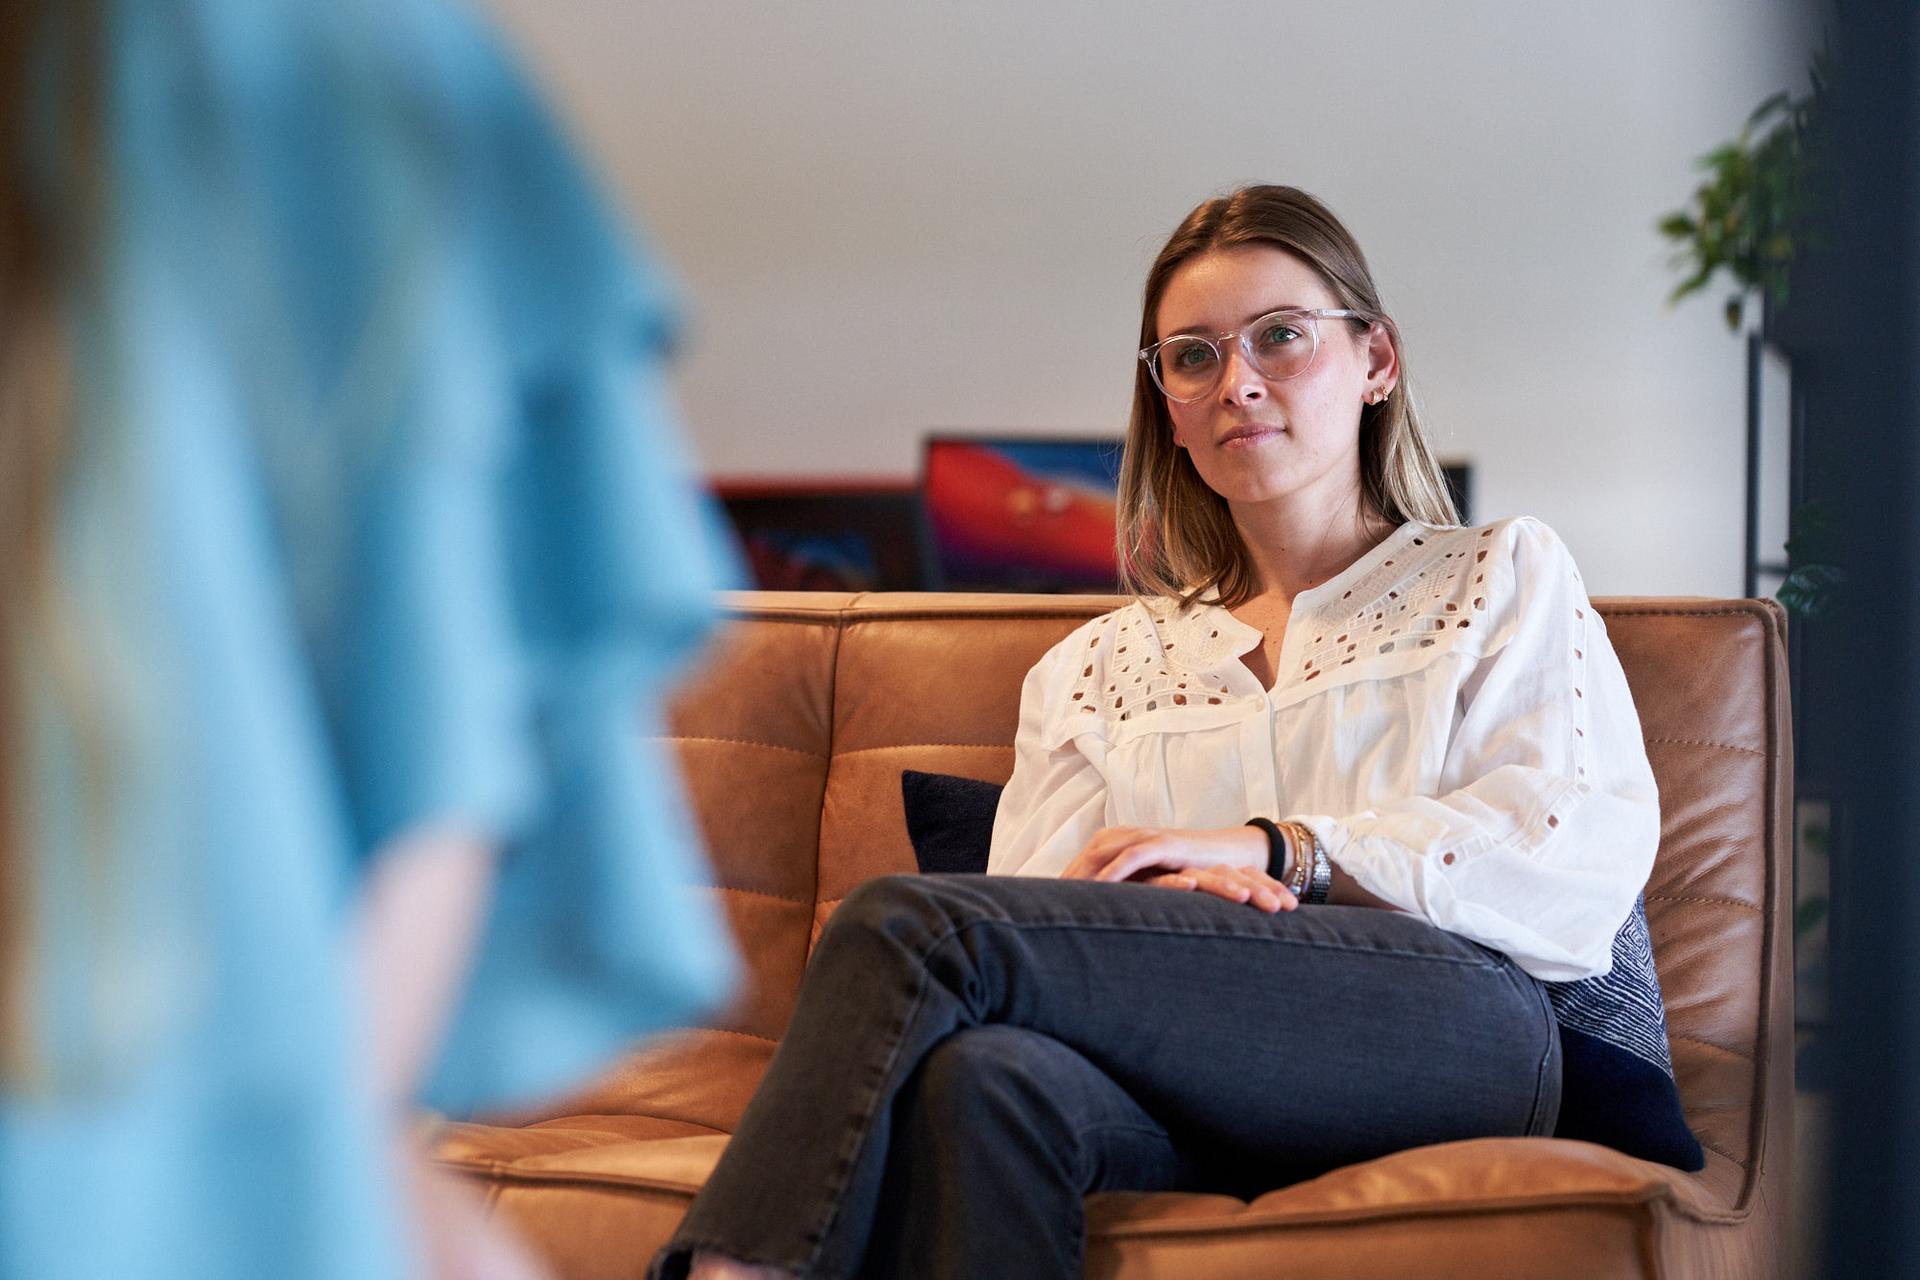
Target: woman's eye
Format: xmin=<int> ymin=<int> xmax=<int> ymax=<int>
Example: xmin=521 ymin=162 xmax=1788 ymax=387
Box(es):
xmin=1169 ymin=342 xmax=1215 ymax=370
xmin=1259 ymin=323 xmax=1303 ymax=346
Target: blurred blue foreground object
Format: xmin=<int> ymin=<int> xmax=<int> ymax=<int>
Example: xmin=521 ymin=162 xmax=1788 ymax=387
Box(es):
xmin=0 ymin=0 xmax=738 ymax=1275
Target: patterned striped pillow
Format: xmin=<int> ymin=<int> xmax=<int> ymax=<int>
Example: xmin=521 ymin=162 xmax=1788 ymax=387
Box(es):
xmin=1544 ymin=895 xmax=1704 ymax=1169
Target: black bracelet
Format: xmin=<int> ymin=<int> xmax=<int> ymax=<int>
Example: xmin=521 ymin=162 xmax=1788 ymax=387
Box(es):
xmin=1244 ymin=817 xmax=1287 ymax=881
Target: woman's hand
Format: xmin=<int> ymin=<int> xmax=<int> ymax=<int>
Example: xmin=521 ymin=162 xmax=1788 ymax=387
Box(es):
xmin=1139 ymin=864 xmax=1297 ymax=914
xmin=1060 ymin=825 xmax=1288 ymax=898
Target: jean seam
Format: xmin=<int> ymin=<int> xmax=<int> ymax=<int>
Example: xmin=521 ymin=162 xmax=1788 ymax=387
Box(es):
xmin=798 ymin=943 xmax=944 ymax=1277
xmin=950 ymin=915 xmax=1506 ymax=969
xmin=1520 ymin=968 xmax=1560 ymax=1136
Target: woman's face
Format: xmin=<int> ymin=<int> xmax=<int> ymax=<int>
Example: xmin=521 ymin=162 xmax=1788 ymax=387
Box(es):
xmin=1153 ymin=244 xmax=1392 ymax=511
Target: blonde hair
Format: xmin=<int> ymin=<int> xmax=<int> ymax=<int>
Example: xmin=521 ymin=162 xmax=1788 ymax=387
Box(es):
xmin=1117 ymin=185 xmax=1461 ymax=609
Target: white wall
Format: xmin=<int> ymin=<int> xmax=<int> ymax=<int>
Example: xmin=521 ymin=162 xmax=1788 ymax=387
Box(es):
xmin=482 ymin=0 xmax=1822 ymax=595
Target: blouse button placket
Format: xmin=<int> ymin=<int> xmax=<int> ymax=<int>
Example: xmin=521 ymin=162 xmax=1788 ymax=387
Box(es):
xmin=1237 ymin=687 xmax=1281 ymax=827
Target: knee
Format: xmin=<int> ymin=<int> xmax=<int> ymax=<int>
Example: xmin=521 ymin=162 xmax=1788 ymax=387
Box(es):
xmin=908 ymin=1026 xmax=1045 ymax=1129
xmin=818 ymin=873 xmax=965 ymax=954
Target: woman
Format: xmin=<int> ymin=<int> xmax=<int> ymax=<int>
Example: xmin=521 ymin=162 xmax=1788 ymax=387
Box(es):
xmin=659 ymin=185 xmax=1659 ymax=1280
xmin=0 ymin=1 xmax=736 ymax=1275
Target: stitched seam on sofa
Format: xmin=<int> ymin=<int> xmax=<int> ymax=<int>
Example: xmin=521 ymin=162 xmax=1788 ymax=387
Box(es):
xmin=1643 ymin=736 xmax=1768 ymax=758
xmin=1668 ymin=1031 xmax=1756 ymax=1062
xmin=1595 ymin=605 xmax=1767 ymax=618
xmin=1639 ymin=1193 xmax=1667 ymax=1280
xmin=1086 ymin=1189 xmax=1678 ymax=1237
xmin=1644 ymin=893 xmax=1761 ymax=913
xmin=436 ymin=1161 xmax=712 ymax=1197
xmin=1690 ymin=1134 xmax=1751 ymax=1169
xmin=1737 ymin=611 xmax=1786 ymax=1217
xmin=830 ymin=741 xmax=1015 ymax=759
xmin=720 ymin=605 xmax=865 ymax=623
xmin=525 ymin=1117 xmax=729 ymax=1139
xmin=678 ymin=1025 xmax=780 ymax=1045
xmin=710 ymin=884 xmax=814 ymax=907
xmin=811 ymin=617 xmax=841 ymax=909
xmin=654 ymin=734 xmax=828 ymax=761
xmin=836 ymin=606 xmax=1122 ymax=625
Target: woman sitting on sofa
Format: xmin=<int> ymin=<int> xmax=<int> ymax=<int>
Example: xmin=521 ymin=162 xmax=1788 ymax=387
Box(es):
xmin=657 ymin=184 xmax=1663 ymax=1280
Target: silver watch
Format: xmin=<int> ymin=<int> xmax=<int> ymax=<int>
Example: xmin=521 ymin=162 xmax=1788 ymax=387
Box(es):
xmin=1301 ymin=825 xmax=1333 ymax=905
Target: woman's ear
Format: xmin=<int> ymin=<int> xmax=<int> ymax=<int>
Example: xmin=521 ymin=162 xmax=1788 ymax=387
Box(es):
xmin=1356 ymin=322 xmax=1399 ymax=406
xmin=1364 ymin=322 xmax=1399 ymax=385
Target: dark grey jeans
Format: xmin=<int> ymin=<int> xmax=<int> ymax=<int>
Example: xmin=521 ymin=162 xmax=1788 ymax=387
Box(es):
xmin=651 ymin=874 xmax=1560 ymax=1280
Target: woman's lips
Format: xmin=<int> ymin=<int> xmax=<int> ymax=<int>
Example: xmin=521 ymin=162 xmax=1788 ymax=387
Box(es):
xmin=1218 ymin=424 xmax=1283 ymax=447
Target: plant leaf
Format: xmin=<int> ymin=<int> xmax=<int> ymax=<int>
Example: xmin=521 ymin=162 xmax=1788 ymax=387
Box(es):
xmin=1796 ymin=895 xmax=1829 ymax=936
xmin=1658 ymin=212 xmax=1698 ymax=239
xmin=1668 ymin=269 xmax=1712 ymax=305
xmin=1776 ymin=563 xmax=1847 ymax=619
xmin=1785 ymin=498 xmax=1836 ymax=560
xmin=1748 ymin=90 xmax=1792 ymax=126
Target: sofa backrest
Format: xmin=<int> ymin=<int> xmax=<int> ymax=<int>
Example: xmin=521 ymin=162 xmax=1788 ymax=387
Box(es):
xmin=561 ymin=591 xmax=1791 ymax=1202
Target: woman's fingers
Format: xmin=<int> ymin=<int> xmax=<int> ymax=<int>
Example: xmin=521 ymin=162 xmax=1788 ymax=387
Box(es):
xmin=1060 ymin=827 xmax=1146 ymax=880
xmin=1187 ymin=866 xmax=1297 ymax=913
xmin=1064 ymin=828 xmax=1185 ymax=883
xmin=1064 ymin=826 xmax=1279 ymax=886
xmin=1125 ymin=866 xmax=1300 ymax=914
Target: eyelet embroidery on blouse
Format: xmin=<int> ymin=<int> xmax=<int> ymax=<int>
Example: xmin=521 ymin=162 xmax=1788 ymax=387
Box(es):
xmin=1068 ymin=603 xmax=1236 ymax=724
xmin=1066 ymin=521 xmax=1527 ymax=724
xmin=1290 ymin=524 xmax=1493 ymax=682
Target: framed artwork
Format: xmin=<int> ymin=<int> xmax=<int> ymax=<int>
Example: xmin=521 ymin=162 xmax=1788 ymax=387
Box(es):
xmin=714 ymin=480 xmax=927 ymax=592
xmin=920 ymin=434 xmax=1125 ymax=592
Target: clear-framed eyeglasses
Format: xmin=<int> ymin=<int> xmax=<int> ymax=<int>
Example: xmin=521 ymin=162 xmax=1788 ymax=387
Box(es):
xmin=1138 ymin=308 xmax=1374 ymax=404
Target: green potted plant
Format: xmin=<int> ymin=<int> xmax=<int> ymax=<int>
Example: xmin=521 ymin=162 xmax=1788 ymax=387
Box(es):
xmin=1659 ymin=62 xmax=1824 ymax=334
xmin=1658 ymin=57 xmax=1841 ymax=619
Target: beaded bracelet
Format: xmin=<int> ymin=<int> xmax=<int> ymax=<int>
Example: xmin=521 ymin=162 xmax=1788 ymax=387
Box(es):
xmin=1288 ymin=820 xmax=1332 ymax=904
xmin=1279 ymin=821 xmax=1312 ymax=897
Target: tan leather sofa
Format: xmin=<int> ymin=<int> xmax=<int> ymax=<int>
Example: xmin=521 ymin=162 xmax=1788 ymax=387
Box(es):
xmin=438 ymin=591 xmax=1796 ymax=1279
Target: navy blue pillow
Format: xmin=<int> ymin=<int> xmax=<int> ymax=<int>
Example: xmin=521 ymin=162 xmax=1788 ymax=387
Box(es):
xmin=900 ymin=769 xmax=1000 ymax=874
xmin=1543 ymin=897 xmax=1704 ymax=1170
xmin=898 ymin=769 xmax=1705 ymax=1171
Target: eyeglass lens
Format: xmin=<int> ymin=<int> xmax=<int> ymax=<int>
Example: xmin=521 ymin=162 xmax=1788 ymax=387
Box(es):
xmin=1151 ymin=313 xmax=1319 ymax=401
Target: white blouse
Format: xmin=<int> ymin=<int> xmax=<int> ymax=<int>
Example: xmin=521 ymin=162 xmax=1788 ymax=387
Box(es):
xmin=986 ymin=515 xmax=1661 ymax=982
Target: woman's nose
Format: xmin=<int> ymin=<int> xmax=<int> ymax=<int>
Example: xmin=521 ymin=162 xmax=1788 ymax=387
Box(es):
xmin=1218 ymin=346 xmax=1267 ymax=405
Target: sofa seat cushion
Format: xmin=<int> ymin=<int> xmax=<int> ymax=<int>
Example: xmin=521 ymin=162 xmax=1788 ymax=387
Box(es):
xmin=440 ymin=1124 xmax=1755 ymax=1280
xmin=436 ymin=1114 xmax=725 ymax=1168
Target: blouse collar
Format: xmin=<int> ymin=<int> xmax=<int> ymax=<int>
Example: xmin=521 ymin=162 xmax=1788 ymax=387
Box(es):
xmin=1188 ymin=519 xmax=1426 ymax=648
